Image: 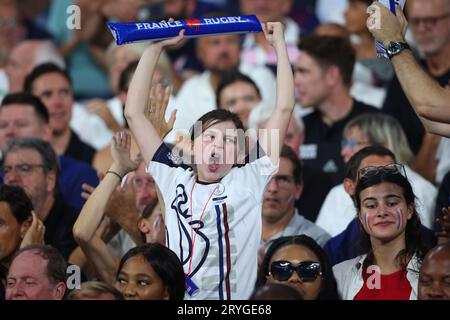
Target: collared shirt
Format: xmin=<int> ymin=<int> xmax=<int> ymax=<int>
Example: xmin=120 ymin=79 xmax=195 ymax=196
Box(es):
xmin=301 ymin=100 xmax=378 ymax=187
xmin=333 ymin=254 xmax=421 ymax=300
xmin=262 ymin=209 xmax=331 ymax=249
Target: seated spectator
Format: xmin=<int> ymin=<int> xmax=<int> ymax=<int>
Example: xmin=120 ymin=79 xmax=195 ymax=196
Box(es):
xmin=333 ymin=164 xmax=429 ymax=299
xmin=6 ymin=245 xmax=67 ymax=300
xmin=317 ymin=113 xmax=437 ymax=234
xmin=323 ymin=146 xmax=436 ymax=266
xmin=0 ymin=185 xmax=33 ymax=299
xmin=3 ymin=40 xmax=65 ymax=95
xmin=239 ymin=0 xmax=301 ymax=70
xmin=418 ymin=241 xmax=450 ymax=300
xmin=216 ymin=71 xmax=263 ymax=129
xmin=24 ymin=63 xmax=96 ymax=163
xmin=256 ymin=235 xmax=339 ymax=300
xmin=296 ymin=35 xmax=379 ymax=192
xmin=249 ymin=283 xmax=303 ymax=300
xmin=3 ymin=137 xmax=79 ymax=260
xmin=261 ymin=145 xmax=330 ymax=250
xmin=0 ymin=92 xmax=99 ymax=210
xmin=115 ymin=244 xmax=185 ymax=300
xmin=66 ymin=281 xmax=124 ymax=300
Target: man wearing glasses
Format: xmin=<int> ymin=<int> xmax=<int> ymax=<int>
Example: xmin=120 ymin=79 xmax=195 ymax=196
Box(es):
xmin=2 ymin=137 xmax=78 ymax=261
xmin=261 ymin=145 xmax=331 ymax=252
xmin=368 ymin=0 xmax=450 ymax=138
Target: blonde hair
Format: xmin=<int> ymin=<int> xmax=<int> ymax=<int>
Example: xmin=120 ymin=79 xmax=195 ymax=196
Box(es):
xmin=344 ymin=113 xmax=414 ymax=164
xmin=66 ymin=281 xmax=123 ymax=300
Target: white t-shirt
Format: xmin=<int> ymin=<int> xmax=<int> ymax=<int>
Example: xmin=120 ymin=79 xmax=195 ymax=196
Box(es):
xmin=148 ymin=143 xmax=277 ymax=300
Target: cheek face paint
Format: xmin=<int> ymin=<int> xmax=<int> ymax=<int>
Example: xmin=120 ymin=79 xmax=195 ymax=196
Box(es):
xmin=396 ymin=208 xmax=403 ymax=230
xmin=364 ymin=212 xmax=372 ymax=232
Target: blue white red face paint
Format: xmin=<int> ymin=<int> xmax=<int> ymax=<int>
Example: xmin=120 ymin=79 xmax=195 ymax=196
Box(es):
xmin=364 ymin=212 xmax=372 ymax=232
xmin=108 ymin=15 xmax=263 ymax=45
xmin=396 ymin=208 xmax=403 ymax=231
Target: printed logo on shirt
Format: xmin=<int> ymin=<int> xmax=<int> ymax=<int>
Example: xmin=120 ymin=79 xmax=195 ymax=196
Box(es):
xmin=322 ymin=160 xmax=338 ymax=173
xmin=300 ymin=144 xmax=318 ymax=160
xmin=167 ymin=151 xmax=183 ymax=165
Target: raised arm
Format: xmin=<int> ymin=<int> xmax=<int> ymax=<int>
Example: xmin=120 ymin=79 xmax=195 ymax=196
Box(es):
xmin=259 ymin=22 xmax=295 ymax=165
xmin=367 ymin=3 xmax=450 ymax=137
xmin=73 ymin=131 xmax=139 ymax=283
xmin=124 ymin=30 xmax=184 ymax=165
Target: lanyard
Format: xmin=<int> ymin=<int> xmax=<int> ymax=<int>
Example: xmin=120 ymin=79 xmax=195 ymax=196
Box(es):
xmin=187 ymin=181 xmax=219 ymax=276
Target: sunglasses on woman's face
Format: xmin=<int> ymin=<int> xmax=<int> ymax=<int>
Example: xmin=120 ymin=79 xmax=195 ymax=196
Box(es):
xmin=269 ymin=260 xmax=322 ymax=282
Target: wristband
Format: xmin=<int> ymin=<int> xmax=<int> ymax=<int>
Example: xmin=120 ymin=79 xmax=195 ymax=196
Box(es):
xmin=106 ymin=170 xmax=123 ymax=181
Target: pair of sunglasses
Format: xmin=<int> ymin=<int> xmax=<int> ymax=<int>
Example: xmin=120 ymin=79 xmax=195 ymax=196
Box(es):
xmin=357 ymin=163 xmax=407 ymax=181
xmin=269 ymin=260 xmax=322 ymax=282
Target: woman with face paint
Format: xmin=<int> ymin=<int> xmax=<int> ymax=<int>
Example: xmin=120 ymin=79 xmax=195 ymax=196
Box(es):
xmin=332 ymin=165 xmax=429 ymax=300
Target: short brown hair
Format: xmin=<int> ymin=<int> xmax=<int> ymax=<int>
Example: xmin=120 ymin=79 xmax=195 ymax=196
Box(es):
xmin=298 ymin=35 xmax=355 ymax=87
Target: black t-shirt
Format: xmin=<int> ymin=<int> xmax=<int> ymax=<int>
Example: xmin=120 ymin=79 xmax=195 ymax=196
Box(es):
xmin=435 ymin=171 xmax=450 ymax=233
xmin=299 ymin=100 xmax=379 ymax=222
xmin=64 ymin=130 xmax=96 ymax=165
xmin=44 ymin=194 xmax=79 ymax=261
xmin=382 ymin=61 xmax=450 ymax=155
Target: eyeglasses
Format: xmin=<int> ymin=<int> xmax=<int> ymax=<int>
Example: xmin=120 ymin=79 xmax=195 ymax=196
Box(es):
xmin=410 ymin=13 xmax=450 ymax=29
xmin=270 ymin=260 xmax=322 ymax=282
xmin=357 ymin=163 xmax=407 ymax=181
xmin=0 ymin=164 xmax=47 ymax=176
xmin=341 ymin=138 xmax=368 ymax=150
xmin=132 ymin=177 xmax=156 ymax=190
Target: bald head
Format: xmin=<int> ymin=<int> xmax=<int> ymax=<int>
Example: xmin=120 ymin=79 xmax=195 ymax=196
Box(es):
xmin=418 ymin=241 xmax=450 ymax=300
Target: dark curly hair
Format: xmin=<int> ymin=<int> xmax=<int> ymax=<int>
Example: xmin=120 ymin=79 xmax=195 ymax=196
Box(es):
xmin=256 ymin=235 xmax=339 ymax=300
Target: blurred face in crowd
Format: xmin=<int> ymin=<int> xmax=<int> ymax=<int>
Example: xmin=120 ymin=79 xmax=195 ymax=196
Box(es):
xmin=263 ymin=157 xmax=302 ymax=223
xmin=193 ymin=120 xmax=239 ymax=183
xmin=196 ymin=35 xmax=241 ymax=74
xmin=138 ymin=203 xmax=163 ymax=243
xmin=239 ymin=0 xmax=292 ymax=23
xmin=0 ymin=2 xmax=26 ymax=67
xmin=294 ymin=52 xmax=331 ymax=108
xmin=0 ymin=202 xmax=29 ymax=266
xmin=115 ymin=254 xmax=169 ymax=300
xmin=3 ymin=148 xmax=56 ymax=215
xmin=109 ymin=46 xmax=140 ymax=93
xmin=344 ymin=0 xmax=370 ymax=35
xmin=284 ymin=117 xmax=303 ymax=158
xmin=407 ymin=0 xmax=450 ymax=56
xmin=6 ymin=251 xmax=65 ymax=300
xmin=0 ymin=104 xmax=51 ymax=149
xmin=218 ymin=81 xmax=261 ymax=128
xmin=266 ymin=244 xmax=322 ymax=300
xmin=341 ymin=127 xmax=371 ymax=163
xmin=418 ymin=244 xmax=450 ymax=300
xmin=357 ymin=181 xmax=413 ymax=244
xmin=4 ymin=42 xmax=38 ymax=93
xmin=133 ymin=162 xmax=157 ymax=214
xmin=30 ymin=72 xmax=73 ymax=136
